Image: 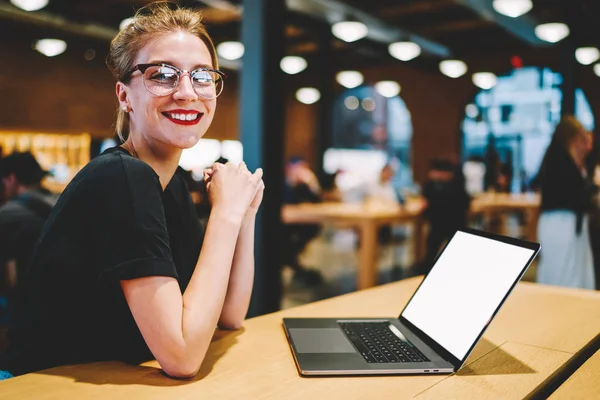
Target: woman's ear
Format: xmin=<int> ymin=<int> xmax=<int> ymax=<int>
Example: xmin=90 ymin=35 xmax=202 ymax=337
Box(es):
xmin=116 ymin=82 xmax=130 ymax=112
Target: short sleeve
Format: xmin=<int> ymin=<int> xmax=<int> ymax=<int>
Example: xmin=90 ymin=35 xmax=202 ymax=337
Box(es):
xmin=89 ymin=153 xmax=178 ymax=282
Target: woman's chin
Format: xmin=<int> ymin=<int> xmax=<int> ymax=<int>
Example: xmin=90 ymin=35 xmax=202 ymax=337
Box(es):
xmin=170 ymin=135 xmax=203 ymax=150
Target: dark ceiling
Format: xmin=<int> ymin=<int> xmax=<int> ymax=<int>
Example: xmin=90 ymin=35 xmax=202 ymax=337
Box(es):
xmin=0 ymin=0 xmax=598 ymax=74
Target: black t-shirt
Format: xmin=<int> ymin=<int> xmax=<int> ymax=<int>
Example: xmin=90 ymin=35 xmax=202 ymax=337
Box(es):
xmin=0 ymin=147 xmax=204 ymax=376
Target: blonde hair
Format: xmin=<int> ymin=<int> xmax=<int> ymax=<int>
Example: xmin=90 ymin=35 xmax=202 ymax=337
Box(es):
xmin=538 ymin=115 xmax=586 ymax=181
xmin=547 ymin=115 xmax=586 ymax=153
xmin=106 ymin=1 xmax=218 ymax=141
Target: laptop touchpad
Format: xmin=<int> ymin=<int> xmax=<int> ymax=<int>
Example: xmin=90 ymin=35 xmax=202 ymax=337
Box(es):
xmin=289 ymin=328 xmax=356 ymax=353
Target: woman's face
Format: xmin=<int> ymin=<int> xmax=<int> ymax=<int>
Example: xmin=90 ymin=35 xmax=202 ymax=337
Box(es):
xmin=117 ymin=31 xmax=217 ymax=151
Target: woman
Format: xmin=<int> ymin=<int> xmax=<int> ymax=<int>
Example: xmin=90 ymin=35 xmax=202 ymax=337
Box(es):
xmin=536 ymin=116 xmax=595 ymax=289
xmin=0 ymin=2 xmax=263 ymax=379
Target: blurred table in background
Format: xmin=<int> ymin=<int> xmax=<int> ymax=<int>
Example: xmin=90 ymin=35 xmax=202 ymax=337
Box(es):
xmin=470 ymin=192 xmax=541 ymax=242
xmin=282 ymin=200 xmax=425 ymax=290
xmin=282 ymin=193 xmax=541 ymax=291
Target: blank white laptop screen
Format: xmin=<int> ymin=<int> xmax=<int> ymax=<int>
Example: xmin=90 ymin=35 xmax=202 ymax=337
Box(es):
xmin=402 ymin=231 xmax=536 ymax=360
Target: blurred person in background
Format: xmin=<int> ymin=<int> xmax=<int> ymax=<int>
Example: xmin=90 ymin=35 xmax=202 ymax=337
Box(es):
xmin=536 ymin=116 xmax=596 ymax=289
xmin=366 ymin=162 xmax=403 ymax=206
xmin=484 ymin=134 xmax=501 ymax=192
xmin=320 ymin=169 xmax=343 ymax=202
xmin=283 ymin=156 xmax=323 ymax=287
xmin=283 ymin=156 xmax=321 ymax=205
xmin=0 ymin=152 xmax=56 ymax=325
xmin=421 ymin=158 xmax=470 ymax=274
xmin=0 ymin=2 xmax=264 ymax=379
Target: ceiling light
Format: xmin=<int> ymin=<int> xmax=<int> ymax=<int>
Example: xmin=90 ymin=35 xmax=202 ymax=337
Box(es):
xmin=388 ymin=41 xmax=421 ymax=61
xmin=35 ymin=39 xmax=67 ymax=57
xmin=465 ymin=104 xmax=479 ymax=118
xmin=374 ymin=81 xmax=401 ymax=98
xmin=216 ymin=41 xmax=244 ymax=61
xmin=10 ymin=0 xmax=48 ymax=11
xmin=336 ymin=71 xmax=364 ymax=88
xmin=119 ymin=17 xmax=135 ymax=31
xmin=594 ymin=64 xmax=600 ymax=77
xmin=472 ymin=72 xmax=497 ymax=90
xmin=296 ymin=88 xmax=321 ymax=104
xmin=331 ymin=21 xmax=368 ymax=43
xmin=361 ymin=97 xmax=376 ymax=112
xmin=344 ymin=96 xmax=359 ymax=110
xmin=534 ymin=23 xmax=570 ymax=43
xmin=280 ymin=56 xmax=307 ymax=75
xmin=439 ymin=60 xmax=468 ymax=78
xmin=575 ymin=47 xmax=600 ymax=65
xmin=492 ymin=0 xmax=533 ymax=18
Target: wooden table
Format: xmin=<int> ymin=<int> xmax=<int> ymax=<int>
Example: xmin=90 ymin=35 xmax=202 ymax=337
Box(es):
xmin=548 ymin=349 xmax=600 ymax=399
xmin=282 ymin=201 xmax=425 ymax=289
xmin=1 ymin=278 xmax=599 ymax=399
xmin=470 ymin=192 xmax=541 ymax=242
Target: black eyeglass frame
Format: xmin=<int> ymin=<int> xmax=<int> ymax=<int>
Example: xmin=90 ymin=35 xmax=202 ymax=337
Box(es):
xmin=120 ymin=62 xmax=227 ymax=98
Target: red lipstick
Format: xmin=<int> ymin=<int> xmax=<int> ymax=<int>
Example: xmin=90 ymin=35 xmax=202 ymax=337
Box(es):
xmin=162 ymin=110 xmax=203 ymax=126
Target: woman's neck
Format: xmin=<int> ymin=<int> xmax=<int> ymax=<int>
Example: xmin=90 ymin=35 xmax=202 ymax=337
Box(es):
xmin=122 ymin=136 xmax=181 ymax=190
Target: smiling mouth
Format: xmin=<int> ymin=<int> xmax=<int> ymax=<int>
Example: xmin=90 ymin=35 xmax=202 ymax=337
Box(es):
xmin=162 ymin=112 xmax=203 ymax=125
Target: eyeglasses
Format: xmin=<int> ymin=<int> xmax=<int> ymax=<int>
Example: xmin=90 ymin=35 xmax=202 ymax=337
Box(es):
xmin=123 ymin=63 xmax=226 ymax=99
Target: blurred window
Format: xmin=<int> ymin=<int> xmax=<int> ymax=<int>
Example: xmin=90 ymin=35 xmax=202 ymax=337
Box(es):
xmin=462 ymin=67 xmax=594 ymax=192
xmin=331 ymin=86 xmax=413 ymax=188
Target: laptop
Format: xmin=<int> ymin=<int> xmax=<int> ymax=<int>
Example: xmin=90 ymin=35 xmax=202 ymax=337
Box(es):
xmin=283 ymin=228 xmax=540 ymax=376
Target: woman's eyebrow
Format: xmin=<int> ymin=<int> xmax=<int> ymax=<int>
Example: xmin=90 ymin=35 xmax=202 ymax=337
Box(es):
xmin=146 ymin=60 xmax=214 ymax=69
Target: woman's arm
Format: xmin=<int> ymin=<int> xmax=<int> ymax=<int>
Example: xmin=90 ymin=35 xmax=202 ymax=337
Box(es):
xmin=218 ymin=175 xmax=264 ymax=329
xmin=211 ymin=163 xmax=264 ymax=329
xmin=121 ymin=164 xmax=262 ymax=379
xmin=218 ymin=215 xmax=256 ymax=329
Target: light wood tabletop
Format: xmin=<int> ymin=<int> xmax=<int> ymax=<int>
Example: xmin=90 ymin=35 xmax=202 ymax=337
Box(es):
xmin=470 ymin=192 xmax=540 ymax=214
xmin=470 ymin=192 xmax=541 ymax=242
xmin=548 ymin=349 xmax=600 ymax=399
xmin=282 ymin=201 xmax=425 ymax=289
xmin=1 ymin=278 xmax=599 ymax=400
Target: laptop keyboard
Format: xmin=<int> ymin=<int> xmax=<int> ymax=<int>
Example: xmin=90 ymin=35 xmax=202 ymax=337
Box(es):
xmin=339 ymin=322 xmax=430 ymax=364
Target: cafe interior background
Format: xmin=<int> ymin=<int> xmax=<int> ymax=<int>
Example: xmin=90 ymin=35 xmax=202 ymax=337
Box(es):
xmin=1 ymin=0 xmax=600 ymax=318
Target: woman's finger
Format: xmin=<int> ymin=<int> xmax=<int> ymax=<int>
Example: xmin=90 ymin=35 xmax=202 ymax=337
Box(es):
xmin=252 ymin=168 xmax=264 ymax=183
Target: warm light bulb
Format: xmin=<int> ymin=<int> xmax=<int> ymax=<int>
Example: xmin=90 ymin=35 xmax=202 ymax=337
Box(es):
xmin=388 ymin=42 xmax=421 ymax=61
xmin=35 ymin=39 xmax=67 ymax=57
xmin=280 ymin=56 xmax=308 ymax=75
xmin=374 ymin=81 xmax=401 ymax=98
xmin=492 ymin=0 xmax=533 ymax=18
xmin=472 ymin=72 xmax=497 ymax=90
xmin=216 ymin=41 xmax=244 ymax=61
xmin=535 ymin=23 xmax=570 ymax=43
xmin=336 ymin=71 xmax=364 ymax=89
xmin=575 ymin=47 xmax=600 ymax=65
xmin=331 ymin=21 xmax=368 ymax=43
xmin=10 ymin=0 xmax=48 ymax=11
xmin=439 ymin=60 xmax=468 ymax=78
xmin=296 ymin=88 xmax=321 ymax=104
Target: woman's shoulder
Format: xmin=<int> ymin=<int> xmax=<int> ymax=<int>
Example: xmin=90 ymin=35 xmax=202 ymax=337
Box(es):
xmin=76 ymin=147 xmax=160 ymax=188
xmin=92 ymin=147 xmax=158 ymax=177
